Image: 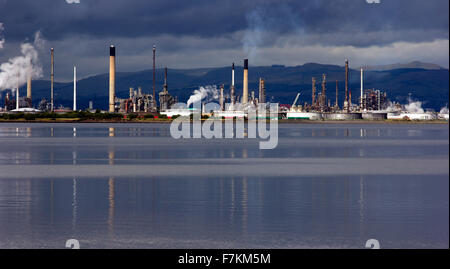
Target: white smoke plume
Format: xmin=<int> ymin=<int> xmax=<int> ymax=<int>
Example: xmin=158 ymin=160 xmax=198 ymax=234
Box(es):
xmin=404 ymin=97 xmax=425 ymax=113
xmin=0 ymin=32 xmax=43 ymax=91
xmin=0 ymin=23 xmax=5 ymax=49
xmin=186 ymin=85 xmax=219 ymax=107
xmin=66 ymin=0 xmax=81 ymax=4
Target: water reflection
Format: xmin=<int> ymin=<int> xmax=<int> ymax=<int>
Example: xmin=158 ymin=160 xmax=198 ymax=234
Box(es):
xmin=108 ymin=177 xmax=115 ymax=236
xmin=0 ymin=123 xmax=447 ymax=248
xmin=72 ymin=178 xmax=78 ymax=231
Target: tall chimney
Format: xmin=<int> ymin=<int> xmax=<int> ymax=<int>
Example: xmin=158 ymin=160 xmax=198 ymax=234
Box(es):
xmin=16 ymin=73 xmax=19 ymax=110
xmin=345 ymin=59 xmax=349 ymax=112
xmin=335 ymin=80 xmax=338 ymax=108
xmin=73 ymin=66 xmax=77 ymax=111
xmin=242 ymin=59 xmax=248 ymax=104
xmin=321 ymin=74 xmax=326 ymax=109
xmin=230 ymin=63 xmax=235 ymax=104
xmin=109 ymin=45 xmax=116 ymax=112
xmin=27 ymin=73 xmax=32 ymax=101
xmin=349 ymin=90 xmax=352 ymax=109
xmin=50 ymin=48 xmax=54 ymax=111
xmin=360 ymin=68 xmax=363 ymax=109
xmin=163 ymin=67 xmax=168 ymax=93
xmin=312 ymin=77 xmax=316 ymax=108
xmin=152 ymin=45 xmax=156 ymax=110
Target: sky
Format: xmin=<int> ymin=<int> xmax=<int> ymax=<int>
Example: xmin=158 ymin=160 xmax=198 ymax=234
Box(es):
xmin=0 ymin=0 xmax=448 ymax=82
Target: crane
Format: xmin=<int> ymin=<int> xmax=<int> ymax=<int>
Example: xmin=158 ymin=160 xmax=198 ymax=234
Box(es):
xmin=292 ymin=92 xmax=301 ymax=108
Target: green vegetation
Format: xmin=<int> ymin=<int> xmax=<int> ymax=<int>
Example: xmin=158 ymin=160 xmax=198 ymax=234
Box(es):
xmin=0 ymin=111 xmax=124 ymax=121
xmin=0 ymin=111 xmax=180 ymax=122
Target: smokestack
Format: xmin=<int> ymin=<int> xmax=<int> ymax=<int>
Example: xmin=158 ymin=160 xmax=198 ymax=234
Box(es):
xmin=349 ymin=90 xmax=352 ymax=109
xmin=152 ymin=45 xmax=156 ymax=109
xmin=73 ymin=66 xmax=77 ymax=111
xmin=321 ymin=74 xmax=326 ymax=109
xmin=27 ymin=73 xmax=32 ymax=101
xmin=312 ymin=77 xmax=316 ymax=108
xmin=51 ymin=48 xmax=54 ymax=111
xmin=242 ymin=59 xmax=248 ymax=104
xmin=345 ymin=59 xmax=349 ymax=112
xmin=16 ymin=73 xmax=19 ymax=110
xmin=360 ymin=68 xmax=363 ymax=108
xmin=109 ymin=45 xmax=116 ymax=112
xmin=230 ymin=63 xmax=235 ymax=104
xmin=335 ymin=80 xmax=338 ymax=108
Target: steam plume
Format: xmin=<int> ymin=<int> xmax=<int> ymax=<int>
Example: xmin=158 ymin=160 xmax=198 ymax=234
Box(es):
xmin=186 ymin=85 xmax=219 ymax=107
xmin=404 ymin=97 xmax=425 ymax=113
xmin=0 ymin=32 xmax=43 ymax=91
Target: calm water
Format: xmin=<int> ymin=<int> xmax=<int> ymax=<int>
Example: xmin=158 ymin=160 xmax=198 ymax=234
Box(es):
xmin=0 ymin=123 xmax=448 ymax=249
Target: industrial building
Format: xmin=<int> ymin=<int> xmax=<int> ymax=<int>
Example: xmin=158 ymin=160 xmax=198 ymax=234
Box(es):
xmin=0 ymin=43 xmax=444 ymax=121
xmin=286 ymin=59 xmax=392 ymax=120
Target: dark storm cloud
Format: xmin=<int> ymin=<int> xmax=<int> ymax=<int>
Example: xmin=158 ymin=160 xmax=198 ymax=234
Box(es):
xmin=0 ymin=0 xmax=448 ymax=80
xmin=0 ymin=0 xmax=448 ymax=46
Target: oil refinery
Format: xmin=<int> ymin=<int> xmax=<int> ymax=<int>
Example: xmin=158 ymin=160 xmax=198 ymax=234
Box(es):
xmin=0 ymin=45 xmax=448 ymax=121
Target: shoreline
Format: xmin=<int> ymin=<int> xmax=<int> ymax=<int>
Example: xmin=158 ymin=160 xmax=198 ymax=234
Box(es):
xmin=0 ymin=119 xmax=448 ymax=124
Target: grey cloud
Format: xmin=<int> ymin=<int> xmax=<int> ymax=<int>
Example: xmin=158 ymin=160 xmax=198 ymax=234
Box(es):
xmin=0 ymin=0 xmax=448 ymax=80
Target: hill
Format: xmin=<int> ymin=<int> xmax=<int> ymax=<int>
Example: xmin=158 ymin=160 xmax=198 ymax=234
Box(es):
xmin=5 ymin=63 xmax=449 ymax=111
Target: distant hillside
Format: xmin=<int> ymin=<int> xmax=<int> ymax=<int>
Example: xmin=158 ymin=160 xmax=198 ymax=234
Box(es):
xmin=362 ymin=61 xmax=445 ymax=71
xmin=3 ymin=63 xmax=449 ymax=112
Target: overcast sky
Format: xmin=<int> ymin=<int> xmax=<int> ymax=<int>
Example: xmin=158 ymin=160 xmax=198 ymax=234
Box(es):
xmin=0 ymin=0 xmax=448 ymax=81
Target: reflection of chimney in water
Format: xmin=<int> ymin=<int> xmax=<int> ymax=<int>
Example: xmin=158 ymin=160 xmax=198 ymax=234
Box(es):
xmin=108 ymin=146 xmax=115 ymax=166
xmin=109 ymin=127 xmax=115 ymax=138
xmin=108 ymin=177 xmax=115 ymax=235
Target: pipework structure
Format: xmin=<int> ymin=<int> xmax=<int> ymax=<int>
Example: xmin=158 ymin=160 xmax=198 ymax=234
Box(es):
xmin=320 ymin=73 xmax=327 ymax=111
xmin=117 ymin=86 xmax=156 ymax=113
xmin=219 ymin=84 xmax=225 ymax=111
xmin=259 ymin=77 xmax=266 ymax=104
xmin=158 ymin=67 xmax=177 ymax=111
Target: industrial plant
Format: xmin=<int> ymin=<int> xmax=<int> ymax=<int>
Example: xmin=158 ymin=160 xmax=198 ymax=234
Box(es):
xmin=0 ymin=45 xmax=447 ymax=121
